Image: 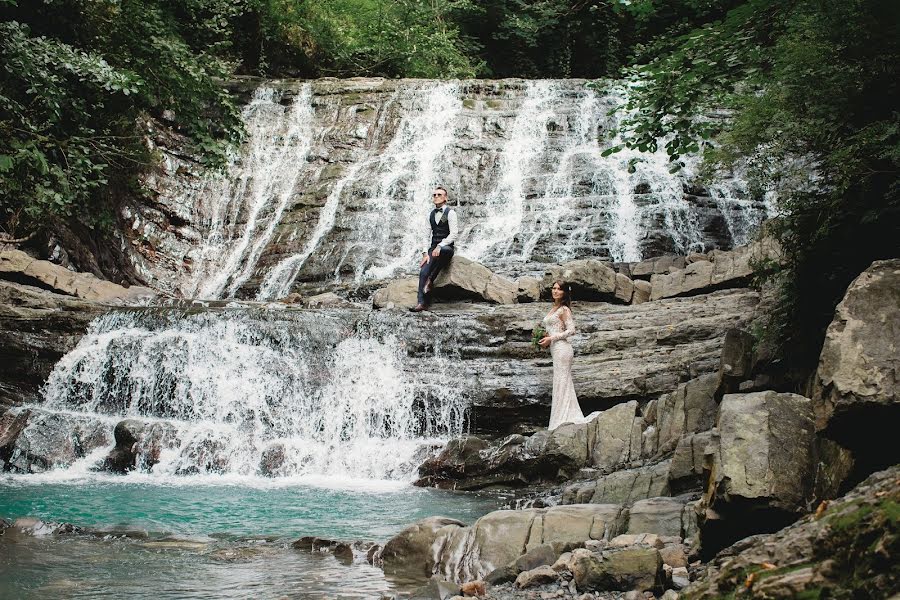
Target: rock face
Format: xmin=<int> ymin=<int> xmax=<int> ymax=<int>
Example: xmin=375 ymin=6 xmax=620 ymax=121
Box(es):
xmin=0 ymin=281 xmax=104 ymax=407
xmin=0 ymin=250 xmax=154 ymax=304
xmin=698 ymin=391 xmax=818 ymax=556
xmin=541 ymin=260 xmax=621 ymax=303
xmin=649 ymin=239 xmax=779 ymax=301
xmin=812 ymin=258 xmax=900 ymax=471
xmin=684 ymin=465 xmax=900 ymax=600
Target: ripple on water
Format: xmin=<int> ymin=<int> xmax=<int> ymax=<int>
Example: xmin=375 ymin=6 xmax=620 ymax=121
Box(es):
xmin=0 ymin=476 xmax=501 ymax=599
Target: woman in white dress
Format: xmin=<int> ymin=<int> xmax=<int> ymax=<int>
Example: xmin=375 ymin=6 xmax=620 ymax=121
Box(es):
xmin=539 ymin=281 xmax=585 ymax=430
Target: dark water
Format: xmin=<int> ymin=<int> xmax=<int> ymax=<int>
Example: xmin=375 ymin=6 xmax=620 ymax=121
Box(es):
xmin=0 ymin=476 xmax=501 ymax=599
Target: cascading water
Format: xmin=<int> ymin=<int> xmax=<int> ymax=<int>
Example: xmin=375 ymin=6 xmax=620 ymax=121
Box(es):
xmin=18 ymin=308 xmax=467 ymax=482
xmin=147 ymin=79 xmax=771 ymax=300
xmin=185 ymin=85 xmax=316 ymax=299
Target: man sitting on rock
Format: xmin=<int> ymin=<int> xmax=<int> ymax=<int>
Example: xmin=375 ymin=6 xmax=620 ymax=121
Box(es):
xmin=411 ymin=185 xmax=458 ymax=312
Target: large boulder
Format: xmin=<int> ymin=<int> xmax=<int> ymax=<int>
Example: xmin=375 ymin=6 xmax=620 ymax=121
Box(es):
xmin=433 ymin=256 xmax=517 ymax=304
xmin=541 ymin=259 xmax=625 ymax=303
xmin=0 ymin=249 xmax=154 ymax=304
xmin=699 ymin=391 xmax=818 ymax=556
xmin=812 ymin=259 xmax=900 ymax=468
xmin=103 ymin=419 xmax=179 ymax=473
xmin=571 ymin=547 xmax=665 ymax=593
xmin=0 ymin=409 xmax=110 ymax=473
xmin=631 ymin=255 xmax=687 ymax=281
xmin=379 ymin=516 xmax=465 ymax=577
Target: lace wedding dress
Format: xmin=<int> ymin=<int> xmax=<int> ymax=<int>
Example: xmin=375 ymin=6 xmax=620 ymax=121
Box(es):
xmin=543 ymin=306 xmax=585 ymax=430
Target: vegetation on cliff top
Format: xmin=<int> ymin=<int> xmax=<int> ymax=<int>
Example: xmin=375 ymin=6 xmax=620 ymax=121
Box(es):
xmin=1 ymin=0 xmax=898 ymax=369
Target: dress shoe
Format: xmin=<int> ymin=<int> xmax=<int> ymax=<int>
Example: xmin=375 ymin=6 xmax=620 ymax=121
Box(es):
xmin=409 ymin=304 xmax=426 ymax=312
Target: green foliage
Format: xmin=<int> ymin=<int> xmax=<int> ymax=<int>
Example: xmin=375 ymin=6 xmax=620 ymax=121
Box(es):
xmin=0 ymin=0 xmax=242 ymax=237
xmin=612 ymin=0 xmax=900 ymax=368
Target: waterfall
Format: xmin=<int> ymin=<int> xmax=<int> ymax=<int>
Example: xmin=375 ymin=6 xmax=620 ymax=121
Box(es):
xmin=149 ymin=78 xmax=772 ymax=299
xmin=185 ymin=85 xmax=316 ymax=299
xmin=29 ymin=309 xmax=468 ymax=481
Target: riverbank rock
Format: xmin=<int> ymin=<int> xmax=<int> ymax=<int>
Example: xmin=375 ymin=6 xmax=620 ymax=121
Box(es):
xmin=372 ymin=278 xmax=418 ymax=309
xmin=0 ymin=249 xmax=154 ymax=304
xmin=571 ymin=547 xmax=665 ymax=593
xmin=562 ymin=461 xmax=672 ymax=505
xmin=380 ymin=516 xmax=466 ymax=577
xmin=684 ymin=465 xmax=900 ymax=600
xmin=698 ymin=391 xmax=818 ymax=556
xmin=812 ymin=258 xmax=900 ymax=472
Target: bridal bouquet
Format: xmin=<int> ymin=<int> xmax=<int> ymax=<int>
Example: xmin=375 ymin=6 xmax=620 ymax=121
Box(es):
xmin=531 ymin=323 xmax=547 ymax=348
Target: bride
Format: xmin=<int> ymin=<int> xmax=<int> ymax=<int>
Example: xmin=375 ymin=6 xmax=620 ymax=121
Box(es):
xmin=538 ymin=281 xmax=585 ymax=430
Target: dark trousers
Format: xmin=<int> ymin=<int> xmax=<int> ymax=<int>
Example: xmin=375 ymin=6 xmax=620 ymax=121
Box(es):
xmin=417 ymin=245 xmax=454 ymax=305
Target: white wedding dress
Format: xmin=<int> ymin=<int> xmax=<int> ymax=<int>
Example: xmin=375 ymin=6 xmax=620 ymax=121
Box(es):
xmin=544 ymin=306 xmax=585 ymax=430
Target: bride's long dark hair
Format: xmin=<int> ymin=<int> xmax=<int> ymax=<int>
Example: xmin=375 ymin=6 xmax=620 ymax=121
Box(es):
xmin=552 ymin=280 xmax=572 ymax=309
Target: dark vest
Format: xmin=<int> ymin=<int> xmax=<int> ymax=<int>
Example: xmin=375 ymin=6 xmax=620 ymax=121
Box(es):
xmin=430 ymin=208 xmax=453 ymax=249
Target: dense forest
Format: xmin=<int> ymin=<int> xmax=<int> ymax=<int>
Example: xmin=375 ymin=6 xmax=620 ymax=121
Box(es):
xmin=1 ymin=0 xmax=898 ymax=369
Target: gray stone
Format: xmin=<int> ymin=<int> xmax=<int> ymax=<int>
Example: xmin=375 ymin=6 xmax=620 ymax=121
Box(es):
xmin=380 ymin=516 xmax=465 ymax=577
xmin=668 ymin=432 xmax=713 ymax=494
xmin=434 ymin=256 xmax=518 ymax=304
xmin=572 ymin=547 xmax=664 ymax=593
xmin=632 ymin=280 xmax=651 ymax=304
xmin=812 ymin=259 xmax=900 ymax=451
xmin=517 ymin=277 xmax=541 ymax=303
xmin=649 ymin=239 xmax=779 ymax=300
xmin=562 ymin=461 xmax=671 ymax=505
xmin=654 ymin=373 xmax=719 ymax=455
xmin=0 ymin=249 xmax=154 ymax=304
xmin=516 ymin=565 xmax=559 ymax=589
xmin=542 ymin=260 xmax=620 ymax=303
xmin=627 ymin=497 xmax=689 ymax=538
xmin=589 ymin=401 xmax=641 ymax=470
xmin=372 ymin=278 xmax=418 ymax=309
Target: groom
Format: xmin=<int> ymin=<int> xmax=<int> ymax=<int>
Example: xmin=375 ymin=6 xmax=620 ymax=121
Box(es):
xmin=410 ymin=186 xmax=458 ymax=312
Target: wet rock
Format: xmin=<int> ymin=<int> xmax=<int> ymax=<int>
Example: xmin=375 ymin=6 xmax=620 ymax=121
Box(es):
xmin=304 ymin=292 xmax=354 ymax=308
xmin=292 ymin=536 xmax=354 ymax=562
xmin=516 ymin=565 xmax=559 ymax=589
xmin=0 ymin=280 xmax=104 ymax=407
xmin=812 ymin=258 xmax=900 ymax=472
xmin=380 ymin=516 xmax=465 ymax=578
xmin=104 ymin=419 xmax=179 ymax=474
xmin=0 ymin=408 xmax=31 ymax=470
xmin=699 ymin=391 xmax=818 ymax=556
xmin=685 ymin=465 xmax=900 ymax=600
xmin=2 ymin=409 xmax=110 ymax=473
xmin=0 ymin=249 xmax=154 ymax=304
xmin=409 ymin=578 xmax=461 ymax=600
